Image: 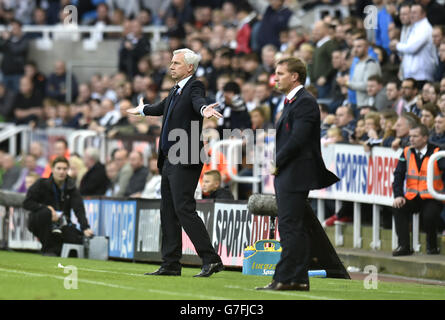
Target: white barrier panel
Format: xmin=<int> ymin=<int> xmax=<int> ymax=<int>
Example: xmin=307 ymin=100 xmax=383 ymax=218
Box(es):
xmin=309 ymin=144 xmax=402 ymax=206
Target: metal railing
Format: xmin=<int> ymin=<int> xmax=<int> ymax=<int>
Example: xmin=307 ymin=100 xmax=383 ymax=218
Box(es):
xmin=0 ymin=25 xmax=168 ymax=51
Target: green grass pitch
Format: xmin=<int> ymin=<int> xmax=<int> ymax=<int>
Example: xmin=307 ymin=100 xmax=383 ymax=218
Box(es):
xmin=0 ymin=251 xmax=444 ymax=300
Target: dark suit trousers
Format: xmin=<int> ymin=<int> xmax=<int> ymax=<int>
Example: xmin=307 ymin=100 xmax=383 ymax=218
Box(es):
xmin=393 ymin=195 xmax=442 ymax=250
xmin=28 ymin=208 xmax=83 ymax=255
xmin=160 ymin=159 xmax=221 ymax=269
xmin=274 ymin=188 xmax=310 ymax=284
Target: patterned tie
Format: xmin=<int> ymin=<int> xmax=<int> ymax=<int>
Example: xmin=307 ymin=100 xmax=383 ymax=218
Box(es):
xmin=284 ymin=97 xmax=289 ymax=105
xmin=161 ymin=85 xmax=180 ymax=154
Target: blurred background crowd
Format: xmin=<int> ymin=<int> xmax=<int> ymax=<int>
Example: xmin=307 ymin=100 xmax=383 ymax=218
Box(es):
xmin=0 ymin=0 xmax=444 ymax=233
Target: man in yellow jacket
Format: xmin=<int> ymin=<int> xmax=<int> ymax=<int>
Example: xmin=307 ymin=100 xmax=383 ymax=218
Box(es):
xmin=392 ymin=124 xmax=444 ymax=256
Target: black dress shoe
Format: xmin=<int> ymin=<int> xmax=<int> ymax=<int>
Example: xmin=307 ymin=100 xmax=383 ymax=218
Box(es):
xmin=392 ymin=246 xmax=413 ymax=257
xmin=193 ymin=262 xmax=224 ymax=277
xmin=144 ymin=267 xmax=181 ymax=276
xmin=256 ymin=280 xmax=310 ymax=291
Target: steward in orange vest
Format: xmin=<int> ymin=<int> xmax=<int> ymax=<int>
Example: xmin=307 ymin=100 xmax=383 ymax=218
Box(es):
xmin=392 ymin=124 xmax=444 ymax=256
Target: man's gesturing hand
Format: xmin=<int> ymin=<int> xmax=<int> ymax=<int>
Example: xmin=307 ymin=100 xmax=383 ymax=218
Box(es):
xmin=202 ymin=102 xmax=223 ymax=119
xmin=127 ymin=97 xmax=144 ymax=116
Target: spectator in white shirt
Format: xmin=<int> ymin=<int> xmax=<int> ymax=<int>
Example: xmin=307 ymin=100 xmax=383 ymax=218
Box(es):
xmin=391 ymin=4 xmax=437 ymax=86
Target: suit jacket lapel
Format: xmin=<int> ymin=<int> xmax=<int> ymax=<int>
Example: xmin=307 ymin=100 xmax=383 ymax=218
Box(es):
xmin=277 ymin=88 xmax=306 ymax=130
xmin=164 ymin=76 xmax=195 ymax=123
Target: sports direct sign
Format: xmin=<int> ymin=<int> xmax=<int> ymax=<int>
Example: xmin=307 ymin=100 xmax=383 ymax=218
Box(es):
xmin=309 ymin=144 xmax=402 ymax=206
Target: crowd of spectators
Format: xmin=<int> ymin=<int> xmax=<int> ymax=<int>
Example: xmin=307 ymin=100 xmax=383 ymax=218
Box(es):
xmin=1 ymin=0 xmax=445 ymax=233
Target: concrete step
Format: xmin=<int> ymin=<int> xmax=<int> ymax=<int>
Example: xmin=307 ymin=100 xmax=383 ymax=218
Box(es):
xmin=336 ymin=248 xmax=445 ymax=281
xmin=324 ymin=223 xmax=445 ymax=255
xmin=323 ymin=224 xmax=445 ymax=280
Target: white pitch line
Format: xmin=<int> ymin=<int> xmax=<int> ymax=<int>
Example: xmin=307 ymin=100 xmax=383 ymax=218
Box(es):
xmin=0 ymin=267 xmax=228 ymax=300
xmin=224 ymin=285 xmax=343 ymax=300
xmin=75 ymin=267 xmax=145 ymax=277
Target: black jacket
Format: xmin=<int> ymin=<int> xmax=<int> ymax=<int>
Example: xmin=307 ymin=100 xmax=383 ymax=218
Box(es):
xmin=0 ymin=35 xmax=29 ymax=75
xmin=275 ymin=88 xmax=339 ymax=192
xmin=79 ymin=162 xmax=109 ymax=196
xmin=142 ymin=76 xmax=207 ymax=172
xmin=23 ymin=175 xmax=90 ymax=231
xmin=203 ymin=187 xmax=234 ymax=200
xmin=124 ymin=166 xmax=149 ymax=196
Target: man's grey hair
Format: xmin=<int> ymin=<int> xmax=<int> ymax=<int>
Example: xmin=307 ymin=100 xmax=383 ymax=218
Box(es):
xmin=173 ymin=48 xmax=201 ymax=72
xmin=84 ymin=147 xmax=101 ymax=162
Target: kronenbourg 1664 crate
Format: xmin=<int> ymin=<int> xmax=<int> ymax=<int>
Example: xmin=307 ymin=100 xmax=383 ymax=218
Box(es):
xmin=243 ymin=239 xmax=281 ymax=276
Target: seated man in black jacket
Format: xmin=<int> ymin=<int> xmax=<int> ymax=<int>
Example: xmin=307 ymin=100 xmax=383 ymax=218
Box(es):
xmin=201 ymin=170 xmax=234 ymax=200
xmin=124 ymin=151 xmax=149 ymax=197
xmin=79 ymin=147 xmax=109 ymax=196
xmin=24 ymin=156 xmax=94 ymax=256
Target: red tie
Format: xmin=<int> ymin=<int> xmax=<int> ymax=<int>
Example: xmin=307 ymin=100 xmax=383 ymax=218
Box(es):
xmin=284 ymin=98 xmax=289 ymax=105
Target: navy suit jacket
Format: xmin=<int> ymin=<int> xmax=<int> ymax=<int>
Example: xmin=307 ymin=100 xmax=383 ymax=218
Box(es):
xmin=275 ymin=87 xmax=339 ymax=192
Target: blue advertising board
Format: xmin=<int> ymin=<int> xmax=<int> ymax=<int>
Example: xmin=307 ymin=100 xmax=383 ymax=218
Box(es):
xmin=100 ymin=199 xmax=137 ymax=259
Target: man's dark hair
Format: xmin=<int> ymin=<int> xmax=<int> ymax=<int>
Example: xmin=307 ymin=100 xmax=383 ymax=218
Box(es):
xmin=319 ymin=103 xmax=329 ymax=114
xmin=387 ymin=79 xmax=401 ymax=90
xmin=223 ymin=81 xmax=241 ymax=94
xmin=55 ymin=137 xmax=68 ymax=148
xmin=403 ymin=78 xmax=417 ymax=90
xmin=51 ymin=156 xmax=69 ymax=168
xmin=410 ymin=123 xmax=430 ymax=137
xmin=276 ymin=57 xmax=307 ymax=85
xmin=367 ymin=74 xmax=383 ymax=85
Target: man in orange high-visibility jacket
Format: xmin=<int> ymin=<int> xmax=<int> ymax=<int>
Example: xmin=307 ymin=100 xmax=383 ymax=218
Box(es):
xmin=392 ymin=124 xmax=445 ymax=256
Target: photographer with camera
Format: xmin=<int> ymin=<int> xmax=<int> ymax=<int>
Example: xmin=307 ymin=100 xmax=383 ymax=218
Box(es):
xmin=24 ymin=156 xmax=93 ymax=256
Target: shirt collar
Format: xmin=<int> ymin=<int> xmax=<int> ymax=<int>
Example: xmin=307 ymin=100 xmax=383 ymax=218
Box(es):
xmin=316 ymin=36 xmax=330 ymax=48
xmin=416 ymin=145 xmax=428 ymax=157
xmin=286 ymin=85 xmax=304 ymax=101
xmin=176 ymin=75 xmax=193 ymax=93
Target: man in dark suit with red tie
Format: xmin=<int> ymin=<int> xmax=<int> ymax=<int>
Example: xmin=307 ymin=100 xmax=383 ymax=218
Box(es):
xmin=257 ymin=57 xmax=339 ymax=291
xmin=127 ymin=48 xmax=224 ymax=277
